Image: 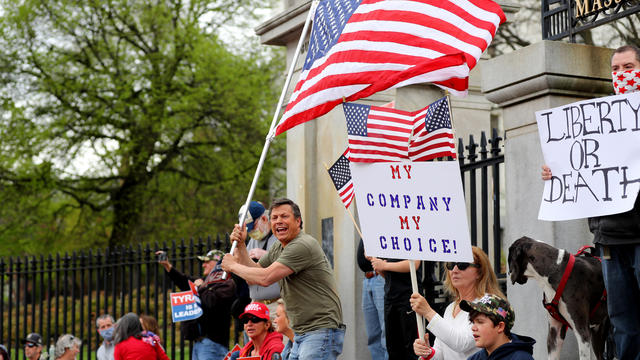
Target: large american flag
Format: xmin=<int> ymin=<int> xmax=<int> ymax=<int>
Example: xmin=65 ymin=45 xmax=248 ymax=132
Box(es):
xmin=327 ymin=149 xmax=355 ymax=208
xmin=273 ymin=0 xmax=506 ymax=137
xmin=409 ymin=96 xmax=456 ymax=161
xmin=344 ymin=102 xmax=413 ymax=162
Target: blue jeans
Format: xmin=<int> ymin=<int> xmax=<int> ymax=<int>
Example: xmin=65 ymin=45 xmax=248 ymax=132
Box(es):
xmin=192 ymin=337 xmax=228 ymax=360
xmin=289 ymin=326 xmax=345 ymax=360
xmin=362 ymin=275 xmax=388 ymax=360
xmin=598 ymin=244 xmax=640 ymax=360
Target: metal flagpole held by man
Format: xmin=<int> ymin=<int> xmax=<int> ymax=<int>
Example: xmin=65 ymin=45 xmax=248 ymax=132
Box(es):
xmin=222 ymin=0 xmax=319 ymax=279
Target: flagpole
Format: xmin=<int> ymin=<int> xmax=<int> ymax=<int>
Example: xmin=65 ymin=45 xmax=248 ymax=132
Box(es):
xmin=223 ymin=0 xmax=319 ymax=279
xmin=445 ymin=93 xmax=459 ymax=159
xmin=409 ymin=260 xmax=426 ymax=341
xmin=322 ymin=162 xmax=364 ymax=240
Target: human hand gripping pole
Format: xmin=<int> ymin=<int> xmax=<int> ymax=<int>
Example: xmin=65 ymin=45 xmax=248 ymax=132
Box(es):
xmin=221 ymin=0 xmax=319 ymax=280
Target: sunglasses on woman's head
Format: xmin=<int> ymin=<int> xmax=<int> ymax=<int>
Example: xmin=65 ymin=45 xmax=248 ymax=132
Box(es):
xmin=242 ymin=316 xmax=267 ymax=324
xmin=25 ymin=343 xmax=38 ymax=348
xmin=445 ymin=262 xmax=480 ymax=271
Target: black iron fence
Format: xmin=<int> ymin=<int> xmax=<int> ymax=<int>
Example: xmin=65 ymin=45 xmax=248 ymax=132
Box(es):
xmin=422 ymin=128 xmax=505 ymax=310
xmin=0 ymin=235 xmax=232 ymax=360
xmin=0 ymin=129 xmax=505 ymax=360
xmin=458 ymin=128 xmax=505 ymax=277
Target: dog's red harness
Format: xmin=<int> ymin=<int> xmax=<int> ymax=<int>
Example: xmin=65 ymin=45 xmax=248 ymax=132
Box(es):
xmin=542 ymin=246 xmax=608 ymax=338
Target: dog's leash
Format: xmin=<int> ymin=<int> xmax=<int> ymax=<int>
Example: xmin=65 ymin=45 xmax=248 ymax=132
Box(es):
xmin=576 ymin=246 xmax=608 ymax=320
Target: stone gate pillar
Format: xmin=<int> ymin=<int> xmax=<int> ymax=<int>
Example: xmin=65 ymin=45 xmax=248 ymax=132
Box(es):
xmin=481 ymin=40 xmax=613 ymax=359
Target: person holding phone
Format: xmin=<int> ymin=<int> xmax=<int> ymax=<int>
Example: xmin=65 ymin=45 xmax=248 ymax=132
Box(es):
xmin=157 ymin=249 xmax=236 ymax=360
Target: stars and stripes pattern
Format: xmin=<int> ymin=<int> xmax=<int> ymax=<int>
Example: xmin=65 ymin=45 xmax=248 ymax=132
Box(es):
xmin=327 ymin=150 xmax=355 ymax=208
xmin=344 ymin=102 xmax=413 ymax=162
xmin=344 ymin=96 xmax=455 ymax=163
xmin=273 ymin=0 xmax=506 ymax=137
xmin=409 ymin=97 xmax=456 ymax=161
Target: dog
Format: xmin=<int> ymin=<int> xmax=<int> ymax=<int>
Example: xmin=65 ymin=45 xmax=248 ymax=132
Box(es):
xmin=508 ymin=236 xmax=609 ymax=360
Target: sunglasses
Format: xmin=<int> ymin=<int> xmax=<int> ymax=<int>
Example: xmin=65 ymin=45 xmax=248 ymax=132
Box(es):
xmin=242 ymin=316 xmax=267 ymax=325
xmin=25 ymin=343 xmax=38 ymax=348
xmin=445 ymin=262 xmax=480 ymax=271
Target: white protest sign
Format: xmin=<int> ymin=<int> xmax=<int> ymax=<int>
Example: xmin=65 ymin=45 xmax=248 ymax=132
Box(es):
xmin=537 ymin=91 xmax=640 ymax=221
xmin=350 ymin=161 xmax=472 ymax=261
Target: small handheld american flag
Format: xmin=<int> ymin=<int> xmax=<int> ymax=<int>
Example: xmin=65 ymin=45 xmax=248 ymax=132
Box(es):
xmin=327 ymin=150 xmax=355 ymax=208
xmin=409 ymin=96 xmax=456 ymax=161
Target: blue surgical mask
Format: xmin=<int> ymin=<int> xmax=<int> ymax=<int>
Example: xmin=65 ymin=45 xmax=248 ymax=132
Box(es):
xmin=99 ymin=327 xmax=114 ymax=341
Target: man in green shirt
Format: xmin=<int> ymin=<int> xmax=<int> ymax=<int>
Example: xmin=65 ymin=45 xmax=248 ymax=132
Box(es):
xmin=222 ymin=198 xmax=345 ymax=360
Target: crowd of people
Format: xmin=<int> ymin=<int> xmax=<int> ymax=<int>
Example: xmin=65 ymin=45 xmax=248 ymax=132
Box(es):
xmin=220 ymin=198 xmax=535 ymax=360
xmin=5 ymin=313 xmax=168 ymax=360
xmin=3 ymin=44 xmax=638 ymax=360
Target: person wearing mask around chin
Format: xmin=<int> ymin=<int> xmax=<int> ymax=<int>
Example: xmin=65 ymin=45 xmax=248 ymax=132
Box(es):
xmin=238 ymin=201 xmax=282 ymax=316
xmin=96 ymin=314 xmax=116 ymax=360
xmin=222 ymin=198 xmax=345 ymax=360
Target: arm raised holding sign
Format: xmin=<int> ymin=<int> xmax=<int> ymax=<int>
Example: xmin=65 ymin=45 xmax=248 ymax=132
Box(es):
xmin=535 ymin=46 xmax=640 ymax=360
xmin=541 ymin=165 xmax=552 ymax=181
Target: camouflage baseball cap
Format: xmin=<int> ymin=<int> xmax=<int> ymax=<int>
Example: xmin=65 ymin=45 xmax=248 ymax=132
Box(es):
xmin=197 ymin=249 xmax=224 ymax=262
xmin=460 ymin=294 xmax=515 ymax=330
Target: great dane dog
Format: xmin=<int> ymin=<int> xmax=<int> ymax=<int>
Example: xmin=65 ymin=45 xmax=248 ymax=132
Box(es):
xmin=508 ymin=236 xmax=609 ymax=360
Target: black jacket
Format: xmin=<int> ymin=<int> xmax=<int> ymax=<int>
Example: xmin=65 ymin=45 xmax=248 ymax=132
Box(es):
xmin=357 ymin=238 xmax=373 ymax=273
xmin=467 ymin=333 xmax=535 ymax=360
xmin=167 ymin=267 xmax=236 ymax=345
xmin=589 ymin=194 xmax=640 ymax=245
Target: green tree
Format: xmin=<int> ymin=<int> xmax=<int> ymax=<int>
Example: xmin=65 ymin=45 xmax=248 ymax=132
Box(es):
xmin=0 ymin=0 xmax=284 ymax=252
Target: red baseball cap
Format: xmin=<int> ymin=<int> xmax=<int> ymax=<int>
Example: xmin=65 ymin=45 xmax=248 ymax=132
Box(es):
xmin=239 ymin=302 xmax=270 ymax=320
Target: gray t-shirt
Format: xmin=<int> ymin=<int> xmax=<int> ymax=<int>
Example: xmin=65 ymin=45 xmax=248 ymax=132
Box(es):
xmin=97 ymin=341 xmax=114 ymax=360
xmin=259 ymin=232 xmax=343 ymax=333
xmin=246 ymin=233 xmax=281 ymax=300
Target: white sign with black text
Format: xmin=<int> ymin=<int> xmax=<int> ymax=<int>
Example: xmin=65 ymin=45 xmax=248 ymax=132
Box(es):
xmin=537 ymin=92 xmax=640 ymax=221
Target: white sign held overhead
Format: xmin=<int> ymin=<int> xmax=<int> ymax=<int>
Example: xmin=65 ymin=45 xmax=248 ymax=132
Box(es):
xmin=350 ymin=161 xmax=472 ymax=262
xmin=536 ymin=92 xmax=640 ymax=221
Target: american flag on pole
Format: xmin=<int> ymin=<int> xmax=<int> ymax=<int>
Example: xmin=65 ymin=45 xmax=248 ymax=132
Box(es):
xmin=344 ymin=102 xmax=413 ymax=162
xmin=409 ymin=97 xmax=456 ymax=161
xmin=327 ymin=150 xmax=355 ymax=208
xmin=273 ymin=0 xmax=506 ymax=137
